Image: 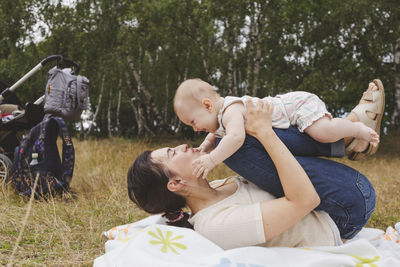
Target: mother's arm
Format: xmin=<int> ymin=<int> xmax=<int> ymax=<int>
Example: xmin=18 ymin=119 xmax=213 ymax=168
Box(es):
xmin=245 ymin=100 xmax=320 ymax=241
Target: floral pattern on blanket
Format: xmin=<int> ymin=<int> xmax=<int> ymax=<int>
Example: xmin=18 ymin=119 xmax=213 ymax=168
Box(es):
xmin=349 ymin=254 xmax=380 ymax=267
xmin=148 ymin=227 xmax=187 ymax=254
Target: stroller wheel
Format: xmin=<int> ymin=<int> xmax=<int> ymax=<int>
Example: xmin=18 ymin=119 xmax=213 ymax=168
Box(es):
xmin=0 ymin=154 xmax=12 ymax=181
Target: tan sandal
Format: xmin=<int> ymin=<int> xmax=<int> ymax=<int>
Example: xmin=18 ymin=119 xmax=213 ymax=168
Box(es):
xmin=347 ymin=79 xmax=385 ymax=160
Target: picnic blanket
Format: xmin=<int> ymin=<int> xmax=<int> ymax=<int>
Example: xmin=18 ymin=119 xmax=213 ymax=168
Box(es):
xmin=94 ymin=215 xmax=400 ymax=267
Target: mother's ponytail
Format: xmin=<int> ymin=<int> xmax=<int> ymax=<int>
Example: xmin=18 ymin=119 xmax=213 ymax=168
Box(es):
xmin=163 ymin=209 xmax=193 ymax=229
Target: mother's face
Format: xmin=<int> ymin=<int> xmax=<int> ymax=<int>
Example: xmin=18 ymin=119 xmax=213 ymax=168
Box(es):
xmin=151 ymin=144 xmax=204 ymax=179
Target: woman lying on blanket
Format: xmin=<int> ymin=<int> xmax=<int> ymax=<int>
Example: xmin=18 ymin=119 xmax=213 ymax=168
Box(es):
xmin=127 ymin=80 xmax=384 ymax=250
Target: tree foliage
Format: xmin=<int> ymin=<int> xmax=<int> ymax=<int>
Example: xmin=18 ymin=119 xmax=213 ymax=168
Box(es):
xmin=0 ymin=0 xmax=399 ymax=138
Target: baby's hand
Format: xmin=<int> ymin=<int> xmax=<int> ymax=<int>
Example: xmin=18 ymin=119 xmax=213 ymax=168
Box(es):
xmin=193 ymin=146 xmax=203 ymax=152
xmin=194 ymin=145 xmax=208 ymax=153
xmin=197 ymin=140 xmax=214 ymax=153
xmin=192 ymin=154 xmax=216 ymax=179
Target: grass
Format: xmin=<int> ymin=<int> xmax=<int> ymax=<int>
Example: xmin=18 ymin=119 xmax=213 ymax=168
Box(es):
xmin=1 ymin=132 xmax=399 ymax=266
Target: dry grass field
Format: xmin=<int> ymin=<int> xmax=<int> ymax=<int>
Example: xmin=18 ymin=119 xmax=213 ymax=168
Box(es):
xmin=1 ymin=132 xmax=399 ymax=266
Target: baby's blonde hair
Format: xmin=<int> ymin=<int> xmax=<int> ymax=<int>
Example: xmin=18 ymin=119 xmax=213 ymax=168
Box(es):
xmin=174 ymin=79 xmax=219 ymax=113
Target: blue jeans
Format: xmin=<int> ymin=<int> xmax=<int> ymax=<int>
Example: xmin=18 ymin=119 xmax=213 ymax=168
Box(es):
xmin=217 ymin=126 xmax=376 ymax=239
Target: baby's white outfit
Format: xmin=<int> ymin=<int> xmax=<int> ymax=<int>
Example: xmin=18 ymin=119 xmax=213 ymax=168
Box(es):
xmin=215 ymin=91 xmax=332 ymax=137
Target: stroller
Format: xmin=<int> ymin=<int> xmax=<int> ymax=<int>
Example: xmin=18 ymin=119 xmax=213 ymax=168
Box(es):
xmin=0 ymin=55 xmax=80 ymax=180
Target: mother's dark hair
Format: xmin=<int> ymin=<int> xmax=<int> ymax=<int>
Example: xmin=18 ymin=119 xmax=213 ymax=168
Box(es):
xmin=127 ymin=150 xmax=192 ymax=228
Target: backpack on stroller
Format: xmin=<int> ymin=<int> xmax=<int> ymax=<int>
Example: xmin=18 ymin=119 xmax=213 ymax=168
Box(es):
xmin=0 ymin=55 xmax=89 ymax=197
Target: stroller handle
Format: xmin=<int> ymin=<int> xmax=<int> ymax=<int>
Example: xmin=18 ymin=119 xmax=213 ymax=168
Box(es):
xmin=41 ymin=55 xmax=81 ymax=74
xmin=0 ymin=55 xmax=80 ymax=102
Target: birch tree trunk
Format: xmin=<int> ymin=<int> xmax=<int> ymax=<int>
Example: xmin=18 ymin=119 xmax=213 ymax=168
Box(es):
xmin=245 ymin=5 xmax=256 ymax=95
xmin=174 ymin=52 xmax=191 ymax=133
xmin=184 ymin=50 xmax=190 ymax=81
xmin=252 ymin=11 xmax=264 ymax=97
xmin=116 ymin=88 xmax=122 ymax=137
xmin=85 ymin=76 xmax=105 ymax=138
xmin=197 ymin=30 xmax=212 ymax=82
xmin=126 ymin=56 xmax=170 ymax=133
xmin=164 ymin=73 xmax=169 ymax=122
xmin=233 ymin=63 xmax=238 ymax=96
xmin=123 ymin=91 xmax=155 ymax=136
xmin=124 ymin=91 xmax=142 ymax=135
xmin=107 ymin=88 xmax=112 ymax=138
xmin=391 ymin=38 xmax=400 ymax=128
xmin=225 ymin=21 xmax=236 ymax=95
xmin=238 ymin=69 xmax=242 ymax=95
xmin=122 ymin=59 xmax=157 ymax=137
xmin=123 ymin=70 xmax=149 ymax=136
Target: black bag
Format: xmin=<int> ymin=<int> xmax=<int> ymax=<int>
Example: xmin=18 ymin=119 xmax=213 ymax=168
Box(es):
xmin=11 ymin=115 xmax=75 ymax=197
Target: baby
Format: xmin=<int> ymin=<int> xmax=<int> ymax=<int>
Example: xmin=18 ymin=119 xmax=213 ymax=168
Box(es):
xmin=173 ymin=78 xmax=379 ymax=179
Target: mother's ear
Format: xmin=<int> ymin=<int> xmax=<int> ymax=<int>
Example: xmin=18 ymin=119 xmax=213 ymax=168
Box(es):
xmin=167 ymin=177 xmax=185 ymax=192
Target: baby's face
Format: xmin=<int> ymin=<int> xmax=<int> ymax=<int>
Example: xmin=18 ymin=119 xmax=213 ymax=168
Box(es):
xmin=176 ymin=103 xmax=219 ymax=133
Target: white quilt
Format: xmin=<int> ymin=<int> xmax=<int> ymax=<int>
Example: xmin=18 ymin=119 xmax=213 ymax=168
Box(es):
xmin=94 ymin=215 xmax=400 ymax=267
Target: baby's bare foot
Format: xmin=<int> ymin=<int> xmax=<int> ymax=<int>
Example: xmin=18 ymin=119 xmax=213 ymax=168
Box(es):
xmin=354 ymin=122 xmax=379 ymax=146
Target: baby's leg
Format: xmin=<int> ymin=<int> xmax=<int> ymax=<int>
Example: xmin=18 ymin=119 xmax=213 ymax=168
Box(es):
xmin=304 ymin=115 xmax=379 ymax=145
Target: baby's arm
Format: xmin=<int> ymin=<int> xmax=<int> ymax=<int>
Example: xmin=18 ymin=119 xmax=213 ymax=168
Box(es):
xmin=209 ymin=104 xmax=246 ymax=164
xmin=192 ymin=104 xmax=246 ymax=179
xmin=198 ymin=133 xmax=217 ymax=152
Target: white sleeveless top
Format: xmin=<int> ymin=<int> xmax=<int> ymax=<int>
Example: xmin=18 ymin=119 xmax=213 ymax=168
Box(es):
xmin=215 ymin=95 xmax=290 ymax=137
xmin=215 ymin=92 xmax=330 ymax=137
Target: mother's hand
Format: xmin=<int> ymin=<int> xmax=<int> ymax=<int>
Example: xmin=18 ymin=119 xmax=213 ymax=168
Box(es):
xmin=245 ymin=99 xmax=274 ymax=138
